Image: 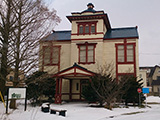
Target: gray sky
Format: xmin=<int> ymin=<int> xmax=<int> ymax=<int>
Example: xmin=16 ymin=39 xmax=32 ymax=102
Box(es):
xmin=44 ymin=0 xmax=160 ymax=67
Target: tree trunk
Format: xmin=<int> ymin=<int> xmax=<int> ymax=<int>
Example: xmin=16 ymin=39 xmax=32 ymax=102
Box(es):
xmin=105 ymin=102 xmax=112 ymax=110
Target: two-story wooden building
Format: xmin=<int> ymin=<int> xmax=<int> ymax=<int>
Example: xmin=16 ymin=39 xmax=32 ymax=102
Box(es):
xmin=39 ymin=3 xmax=139 ymax=103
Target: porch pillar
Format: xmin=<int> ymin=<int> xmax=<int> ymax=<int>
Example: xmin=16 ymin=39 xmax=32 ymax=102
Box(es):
xmin=55 ymin=78 xmax=62 ymax=104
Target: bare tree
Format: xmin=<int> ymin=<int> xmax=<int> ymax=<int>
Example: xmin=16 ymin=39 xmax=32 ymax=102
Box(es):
xmin=0 ymin=0 xmax=60 ymax=95
xmin=0 ymin=0 xmax=16 ymax=96
xmin=89 ymin=63 xmax=132 ymax=110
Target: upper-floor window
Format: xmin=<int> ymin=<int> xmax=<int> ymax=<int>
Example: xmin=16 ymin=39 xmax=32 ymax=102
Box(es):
xmin=116 ymin=43 xmax=135 ymax=63
xmin=91 ymin=24 xmax=95 ymax=33
xmin=77 ymin=42 xmax=97 ymax=64
xmin=77 ymin=21 xmax=97 ymax=35
xmin=43 ymin=46 xmax=60 ymax=66
xmin=10 ymin=76 xmax=13 ymax=81
xmin=79 ymin=25 xmax=83 ymax=34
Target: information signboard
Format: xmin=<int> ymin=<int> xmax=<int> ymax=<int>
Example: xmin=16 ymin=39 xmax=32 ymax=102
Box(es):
xmin=9 ymin=88 xmax=26 ymax=99
xmin=6 ymin=88 xmax=27 ymax=114
xmin=142 ymin=87 xmax=149 ymax=94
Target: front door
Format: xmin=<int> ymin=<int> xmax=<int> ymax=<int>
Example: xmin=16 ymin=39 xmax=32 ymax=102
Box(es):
xmin=71 ymin=80 xmax=80 ymax=100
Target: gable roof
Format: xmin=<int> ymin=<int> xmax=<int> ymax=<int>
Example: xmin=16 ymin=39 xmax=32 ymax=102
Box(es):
xmin=104 ymin=27 xmax=139 ymax=39
xmin=53 ymin=63 xmax=95 ymax=79
xmin=149 ymin=65 xmax=160 ymax=77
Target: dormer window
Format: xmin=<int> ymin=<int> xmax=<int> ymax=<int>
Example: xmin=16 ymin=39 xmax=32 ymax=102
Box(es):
xmin=77 ymin=21 xmax=97 ymax=35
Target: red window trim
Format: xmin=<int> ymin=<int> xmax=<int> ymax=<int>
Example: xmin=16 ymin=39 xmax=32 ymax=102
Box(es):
xmin=42 ymin=45 xmax=61 ymax=66
xmin=115 ymin=40 xmax=137 ymax=81
xmin=77 ymin=21 xmax=98 ymax=35
xmin=115 ymin=42 xmax=136 ymax=64
xmin=77 ymin=42 xmax=97 ymax=64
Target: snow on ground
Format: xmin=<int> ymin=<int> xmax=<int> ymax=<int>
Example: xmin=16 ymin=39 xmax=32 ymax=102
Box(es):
xmin=0 ymin=96 xmax=160 ymax=120
xmin=146 ymin=96 xmax=160 ymax=103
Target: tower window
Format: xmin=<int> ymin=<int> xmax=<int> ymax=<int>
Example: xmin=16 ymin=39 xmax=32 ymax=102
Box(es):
xmin=77 ymin=21 xmax=97 ymax=35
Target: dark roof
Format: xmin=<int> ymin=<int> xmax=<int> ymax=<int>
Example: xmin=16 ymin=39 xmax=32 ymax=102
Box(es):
xmin=42 ymin=27 xmax=138 ymax=41
xmin=149 ymin=67 xmax=156 ymax=77
xmin=139 ymin=66 xmax=154 ymax=69
xmin=82 ymin=3 xmax=96 ymax=13
xmin=82 ymin=8 xmax=96 ymax=13
xmin=87 ymin=3 xmax=94 ymax=7
xmin=148 ymin=65 xmax=160 ymax=77
xmin=152 ymin=79 xmax=160 ymax=85
xmin=104 ymin=27 xmax=139 ymax=39
xmin=42 ymin=31 xmax=71 ymax=41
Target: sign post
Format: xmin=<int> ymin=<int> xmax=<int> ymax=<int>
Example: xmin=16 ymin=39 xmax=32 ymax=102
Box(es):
xmin=137 ymin=88 xmax=142 ymax=107
xmin=142 ymin=87 xmax=150 ymax=107
xmin=6 ymin=88 xmax=27 ymax=114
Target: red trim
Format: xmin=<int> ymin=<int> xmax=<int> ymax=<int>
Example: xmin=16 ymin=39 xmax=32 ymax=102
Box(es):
xmin=115 ymin=39 xmax=137 ymax=80
xmin=59 ymin=78 xmax=62 ymax=95
xmin=76 ymin=21 xmax=98 ymax=24
xmin=55 ymin=78 xmax=61 ymax=104
xmin=133 ymin=43 xmax=136 ymax=77
xmin=71 ymin=32 xmax=104 ymax=36
xmin=104 ymin=37 xmax=138 ymax=40
xmin=53 ymin=65 xmax=95 ymax=77
xmin=42 ymin=40 xmax=71 ymax=42
xmin=55 ymin=78 xmax=59 ymax=94
xmin=67 ymin=14 xmax=111 ymax=29
xmin=74 ymin=67 xmax=76 ymax=76
xmin=42 ymin=45 xmax=61 ymax=68
xmin=77 ymin=42 xmax=97 ymax=64
xmin=115 ymin=45 xmax=118 ymax=80
xmin=56 ymin=73 xmax=94 ymax=77
xmin=115 ymin=42 xmax=136 ymax=64
xmin=77 ymin=21 xmax=98 ymax=35
xmin=71 ymin=37 xmax=103 ymax=41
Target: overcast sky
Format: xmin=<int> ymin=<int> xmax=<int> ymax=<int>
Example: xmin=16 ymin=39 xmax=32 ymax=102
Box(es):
xmin=44 ymin=0 xmax=160 ymax=67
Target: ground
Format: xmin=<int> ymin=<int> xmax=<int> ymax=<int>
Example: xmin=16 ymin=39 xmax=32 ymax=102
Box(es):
xmin=0 ymin=96 xmax=160 ymax=120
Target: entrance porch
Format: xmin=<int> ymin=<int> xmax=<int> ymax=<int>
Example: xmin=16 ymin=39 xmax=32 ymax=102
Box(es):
xmin=53 ymin=63 xmax=95 ymax=104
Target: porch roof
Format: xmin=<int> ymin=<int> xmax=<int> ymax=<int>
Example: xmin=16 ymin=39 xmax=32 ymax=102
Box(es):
xmin=53 ymin=63 xmax=95 ymax=79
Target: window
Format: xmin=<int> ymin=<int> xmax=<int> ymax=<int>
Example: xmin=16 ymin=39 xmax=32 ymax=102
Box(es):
xmin=43 ymin=46 xmax=60 ymax=65
xmin=118 ymin=45 xmax=124 ymax=62
xmin=76 ymin=83 xmax=79 ymax=91
xmin=79 ymin=25 xmax=83 ymax=34
xmin=91 ymin=24 xmax=95 ymax=33
xmin=77 ymin=21 xmax=97 ymax=35
xmin=85 ymin=25 xmax=89 ymax=34
xmin=127 ymin=45 xmax=134 ymax=62
xmin=77 ymin=42 xmax=96 ymax=64
xmin=10 ymin=76 xmax=13 ymax=81
xmin=157 ymin=76 xmax=160 ymax=79
xmin=116 ymin=44 xmax=135 ymax=63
